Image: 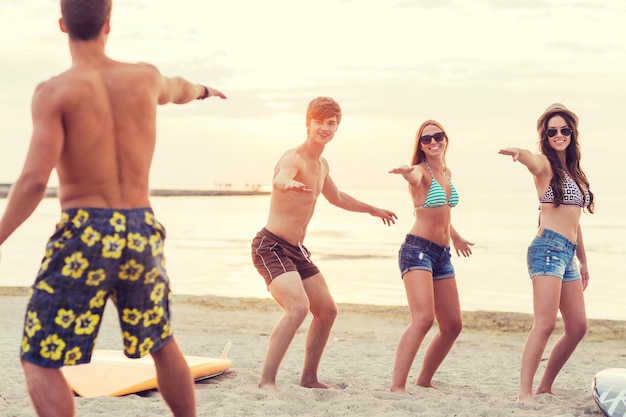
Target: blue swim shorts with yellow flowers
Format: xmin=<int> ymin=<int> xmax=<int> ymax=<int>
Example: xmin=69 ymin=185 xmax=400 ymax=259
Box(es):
xmin=20 ymin=207 xmax=173 ymax=368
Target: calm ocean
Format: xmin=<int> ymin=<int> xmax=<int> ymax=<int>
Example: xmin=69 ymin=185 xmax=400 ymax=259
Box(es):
xmin=0 ymin=187 xmax=623 ymax=321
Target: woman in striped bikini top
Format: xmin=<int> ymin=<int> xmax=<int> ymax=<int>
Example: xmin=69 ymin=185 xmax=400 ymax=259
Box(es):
xmin=414 ymin=160 xmax=459 ymax=212
xmin=388 ymin=119 xmax=473 ymax=394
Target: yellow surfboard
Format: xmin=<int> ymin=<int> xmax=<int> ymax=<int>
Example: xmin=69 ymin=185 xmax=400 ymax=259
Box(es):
xmin=61 ymin=342 xmax=232 ymax=398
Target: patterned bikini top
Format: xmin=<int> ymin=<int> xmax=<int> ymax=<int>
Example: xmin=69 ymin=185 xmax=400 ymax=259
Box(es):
xmin=414 ymin=161 xmax=459 ymax=212
xmin=539 ymin=171 xmax=591 ymax=208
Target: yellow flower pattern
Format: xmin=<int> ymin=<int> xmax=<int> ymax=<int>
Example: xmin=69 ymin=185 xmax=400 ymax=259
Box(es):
xmin=149 ymin=234 xmax=163 ymax=256
xmin=150 ymin=283 xmax=166 ymax=304
xmin=144 ymin=267 xmax=159 ymax=284
xmin=110 ymin=212 xmax=127 ymax=232
xmin=161 ymin=323 xmax=172 ymax=340
xmin=139 ymin=338 xmax=155 ymax=357
xmin=61 ymin=230 xmax=73 ymax=241
xmin=81 ymin=226 xmax=102 ymax=247
xmin=86 ymin=269 xmax=106 ymax=286
xmin=72 ymin=210 xmax=89 ymax=228
xmin=119 ymin=259 xmax=145 ymax=281
xmin=54 ymin=309 xmax=76 ymax=329
xmin=89 ymin=290 xmax=107 ymax=309
xmin=64 ymin=347 xmax=83 ymax=365
xmin=122 ymin=308 xmax=142 ymax=326
xmin=143 ymin=306 xmax=164 ymax=327
xmin=40 ymin=334 xmax=66 ymax=361
xmin=144 ymin=211 xmax=156 ymax=226
xmin=25 ymin=311 xmax=42 ymax=338
xmin=102 ymin=234 xmax=126 ymax=259
xmin=61 ymin=252 xmax=89 ymax=279
xmin=123 ymin=332 xmax=138 ymax=355
xmin=22 ymin=208 xmax=172 ymax=366
xmin=40 ymin=248 xmax=54 ymax=272
xmin=35 ymin=281 xmax=55 ymax=294
xmin=127 ymin=232 xmax=148 ymax=252
xmin=74 ymin=311 xmax=100 ymax=335
xmin=21 ymin=336 xmax=30 ymax=353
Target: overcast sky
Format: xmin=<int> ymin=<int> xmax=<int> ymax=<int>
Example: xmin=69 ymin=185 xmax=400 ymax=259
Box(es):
xmin=0 ymin=0 xmax=623 ymax=194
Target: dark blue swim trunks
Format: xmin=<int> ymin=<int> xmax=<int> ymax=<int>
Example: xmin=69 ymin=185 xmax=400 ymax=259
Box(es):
xmin=20 ymin=208 xmax=173 ymax=368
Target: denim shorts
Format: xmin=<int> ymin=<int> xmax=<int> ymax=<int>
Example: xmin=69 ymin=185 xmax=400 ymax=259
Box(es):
xmin=398 ymin=234 xmax=455 ymax=280
xmin=527 ymin=229 xmax=580 ymax=281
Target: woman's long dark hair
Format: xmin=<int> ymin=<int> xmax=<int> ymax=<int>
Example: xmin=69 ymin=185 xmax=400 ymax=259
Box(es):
xmin=538 ymin=112 xmax=594 ymax=213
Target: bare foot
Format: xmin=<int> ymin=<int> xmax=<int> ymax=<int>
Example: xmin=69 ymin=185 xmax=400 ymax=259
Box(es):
xmin=416 ymin=381 xmax=446 ymax=392
xmin=258 ymin=381 xmax=280 ymax=392
xmin=535 ymin=388 xmax=557 ymax=396
xmin=389 ymin=386 xmax=408 ymax=394
xmin=516 ymin=393 xmax=538 ymax=404
xmin=300 ymin=380 xmax=331 ymax=389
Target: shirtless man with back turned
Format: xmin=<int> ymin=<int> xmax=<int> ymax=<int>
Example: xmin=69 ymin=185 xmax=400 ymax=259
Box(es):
xmin=0 ymin=1 xmax=226 ymax=416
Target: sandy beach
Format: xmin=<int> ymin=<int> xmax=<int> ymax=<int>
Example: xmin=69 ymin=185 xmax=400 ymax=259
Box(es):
xmin=0 ymin=286 xmax=624 ymax=417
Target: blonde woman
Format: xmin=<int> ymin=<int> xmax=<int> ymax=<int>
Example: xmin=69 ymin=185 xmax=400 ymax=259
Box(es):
xmin=389 ymin=120 xmax=473 ymax=393
xmin=499 ymin=103 xmax=594 ymax=403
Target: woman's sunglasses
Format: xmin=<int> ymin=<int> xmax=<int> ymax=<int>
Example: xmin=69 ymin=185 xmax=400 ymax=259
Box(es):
xmin=419 ymin=132 xmax=446 ymax=145
xmin=546 ymin=127 xmax=572 ymax=138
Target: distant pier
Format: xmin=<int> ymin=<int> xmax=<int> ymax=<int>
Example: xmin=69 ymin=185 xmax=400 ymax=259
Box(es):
xmin=0 ymin=184 xmax=270 ymax=198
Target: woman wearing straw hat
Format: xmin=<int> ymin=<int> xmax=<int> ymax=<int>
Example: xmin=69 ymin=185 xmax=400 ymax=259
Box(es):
xmin=499 ymin=103 xmax=594 ymax=404
xmin=388 ymin=119 xmax=474 ymax=393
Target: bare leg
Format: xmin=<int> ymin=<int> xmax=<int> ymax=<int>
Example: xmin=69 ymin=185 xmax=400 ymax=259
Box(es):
xmin=300 ymin=273 xmax=337 ymax=388
xmin=259 ymin=272 xmax=310 ymax=392
xmin=535 ymin=280 xmax=587 ymax=396
xmin=416 ymin=277 xmax=462 ymax=387
xmin=390 ymin=270 xmax=435 ymax=393
xmin=22 ymin=360 xmax=75 ymax=417
xmin=151 ymin=338 xmax=196 ymax=417
xmin=517 ymin=275 xmax=561 ymax=404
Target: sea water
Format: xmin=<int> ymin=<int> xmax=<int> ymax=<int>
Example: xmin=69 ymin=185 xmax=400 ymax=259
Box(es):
xmin=0 ymin=187 xmax=623 ymax=321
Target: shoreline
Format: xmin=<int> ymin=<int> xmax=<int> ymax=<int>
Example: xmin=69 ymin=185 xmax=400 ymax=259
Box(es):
xmin=0 ymin=187 xmax=270 ymax=198
xmin=2 ymin=286 xmax=624 ymax=341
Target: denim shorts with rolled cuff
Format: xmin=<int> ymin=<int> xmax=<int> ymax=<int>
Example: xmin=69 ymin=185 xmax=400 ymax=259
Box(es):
xmin=526 ymin=228 xmax=580 ymax=282
xmin=398 ymin=234 xmax=455 ymax=280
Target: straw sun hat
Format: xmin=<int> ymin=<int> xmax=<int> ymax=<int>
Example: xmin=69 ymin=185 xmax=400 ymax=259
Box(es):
xmin=536 ymin=103 xmax=579 ymax=132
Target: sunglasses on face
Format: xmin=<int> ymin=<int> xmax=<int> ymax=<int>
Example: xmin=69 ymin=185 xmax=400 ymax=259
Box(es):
xmin=419 ymin=132 xmax=446 ymax=145
xmin=546 ymin=127 xmax=572 ymax=138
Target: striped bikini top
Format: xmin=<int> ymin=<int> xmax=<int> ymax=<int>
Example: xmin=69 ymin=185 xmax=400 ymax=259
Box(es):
xmin=414 ymin=161 xmax=459 ymax=212
xmin=539 ymin=171 xmax=591 ymax=209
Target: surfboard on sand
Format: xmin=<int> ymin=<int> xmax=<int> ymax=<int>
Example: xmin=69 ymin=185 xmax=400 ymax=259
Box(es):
xmin=592 ymin=368 xmax=626 ymax=417
xmin=61 ymin=342 xmax=232 ymax=398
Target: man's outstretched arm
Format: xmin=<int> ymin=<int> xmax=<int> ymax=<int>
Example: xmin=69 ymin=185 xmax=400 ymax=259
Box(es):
xmin=148 ymin=64 xmax=227 ymax=105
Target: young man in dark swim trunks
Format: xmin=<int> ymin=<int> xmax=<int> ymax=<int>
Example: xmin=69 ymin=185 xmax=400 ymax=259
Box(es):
xmin=0 ymin=1 xmax=226 ymax=416
xmin=251 ymin=96 xmax=397 ymax=392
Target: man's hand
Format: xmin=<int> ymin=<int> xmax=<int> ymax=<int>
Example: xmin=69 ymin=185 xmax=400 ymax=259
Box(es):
xmin=206 ymin=86 xmax=227 ymax=99
xmin=371 ymin=208 xmax=397 ymax=226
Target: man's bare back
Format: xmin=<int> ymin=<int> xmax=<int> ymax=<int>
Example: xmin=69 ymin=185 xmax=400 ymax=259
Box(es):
xmin=44 ymin=59 xmax=164 ymax=209
xmin=0 ymin=2 xmax=226 ymax=415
